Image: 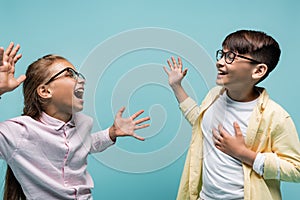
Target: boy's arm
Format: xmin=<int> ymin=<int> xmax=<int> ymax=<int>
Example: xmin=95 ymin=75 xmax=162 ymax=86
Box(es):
xmin=0 ymin=42 xmax=26 ymax=96
xmin=213 ymin=122 xmax=257 ymax=166
xmin=214 ymin=118 xmax=300 ymax=182
xmin=164 ymin=56 xmax=202 ymax=125
xmin=263 ymin=116 xmax=300 ymax=182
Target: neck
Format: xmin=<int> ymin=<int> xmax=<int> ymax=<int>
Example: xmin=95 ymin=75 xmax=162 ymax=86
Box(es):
xmin=44 ymin=110 xmax=72 ymax=123
xmin=226 ymin=87 xmax=260 ymax=102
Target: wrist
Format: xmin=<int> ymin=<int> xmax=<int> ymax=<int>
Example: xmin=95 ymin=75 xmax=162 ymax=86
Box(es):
xmin=170 ymin=82 xmax=182 ymax=88
xmin=237 ymin=147 xmax=257 ymax=166
xmin=109 ymin=126 xmax=117 ymax=142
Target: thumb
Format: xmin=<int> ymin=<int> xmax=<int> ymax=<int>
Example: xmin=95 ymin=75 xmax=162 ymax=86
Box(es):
xmin=233 ymin=122 xmax=243 ymax=137
xmin=16 ymin=74 xmax=26 ymax=84
xmin=116 ymin=106 xmax=126 ymax=118
xmin=182 ymin=68 xmax=188 ymax=76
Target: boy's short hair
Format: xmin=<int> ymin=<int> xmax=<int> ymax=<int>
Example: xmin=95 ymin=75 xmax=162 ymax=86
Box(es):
xmin=222 ymin=30 xmax=281 ymax=83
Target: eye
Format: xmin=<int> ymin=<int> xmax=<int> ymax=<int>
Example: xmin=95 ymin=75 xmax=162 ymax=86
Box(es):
xmin=65 ymin=69 xmax=77 ymax=79
xmin=225 ymin=52 xmax=236 ymax=63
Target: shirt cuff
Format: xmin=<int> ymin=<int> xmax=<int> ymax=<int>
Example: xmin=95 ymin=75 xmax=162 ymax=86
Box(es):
xmin=91 ymin=128 xmax=115 ymax=153
xmin=253 ymin=152 xmax=265 ymax=176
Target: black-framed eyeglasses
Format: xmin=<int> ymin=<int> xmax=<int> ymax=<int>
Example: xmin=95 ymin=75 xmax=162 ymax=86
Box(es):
xmin=44 ymin=67 xmax=85 ymax=85
xmin=216 ymin=49 xmax=261 ymax=64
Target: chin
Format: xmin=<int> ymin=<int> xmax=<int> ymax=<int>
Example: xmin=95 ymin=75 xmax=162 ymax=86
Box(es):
xmin=72 ymin=106 xmax=83 ymax=113
xmin=216 ymin=79 xmax=225 ymax=86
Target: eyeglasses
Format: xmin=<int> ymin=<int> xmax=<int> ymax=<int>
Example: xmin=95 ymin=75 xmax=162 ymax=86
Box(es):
xmin=44 ymin=67 xmax=85 ymax=85
xmin=216 ymin=49 xmax=261 ymax=64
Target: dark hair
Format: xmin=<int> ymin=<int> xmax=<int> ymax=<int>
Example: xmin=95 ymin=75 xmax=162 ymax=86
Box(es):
xmin=222 ymin=30 xmax=281 ymax=83
xmin=3 ymin=54 xmax=68 ymax=200
xmin=3 ymin=167 xmax=26 ymax=200
xmin=23 ymin=54 xmax=68 ymax=119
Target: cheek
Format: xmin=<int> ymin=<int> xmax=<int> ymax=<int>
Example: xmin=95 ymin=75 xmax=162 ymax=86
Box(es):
xmin=54 ymin=85 xmax=74 ymax=99
xmin=231 ymin=68 xmax=253 ymax=79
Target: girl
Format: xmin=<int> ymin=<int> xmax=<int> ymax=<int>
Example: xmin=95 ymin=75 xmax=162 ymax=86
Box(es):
xmin=0 ymin=42 xmax=150 ymax=199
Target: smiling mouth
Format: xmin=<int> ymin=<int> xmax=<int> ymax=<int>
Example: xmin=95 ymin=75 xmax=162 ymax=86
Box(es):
xmin=74 ymin=89 xmax=84 ymax=99
xmin=218 ymin=70 xmax=228 ymax=75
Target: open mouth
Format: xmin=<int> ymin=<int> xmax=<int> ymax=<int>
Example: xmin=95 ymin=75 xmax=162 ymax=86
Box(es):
xmin=218 ymin=70 xmax=228 ymax=75
xmin=74 ymin=88 xmax=84 ymax=99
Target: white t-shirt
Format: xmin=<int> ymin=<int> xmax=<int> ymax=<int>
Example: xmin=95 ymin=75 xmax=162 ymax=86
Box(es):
xmin=200 ymin=91 xmax=258 ymax=200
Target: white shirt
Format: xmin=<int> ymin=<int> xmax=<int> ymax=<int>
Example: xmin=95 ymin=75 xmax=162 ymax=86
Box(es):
xmin=200 ymin=91 xmax=258 ymax=200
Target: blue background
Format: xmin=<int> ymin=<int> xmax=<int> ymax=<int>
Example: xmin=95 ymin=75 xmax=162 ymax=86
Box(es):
xmin=1 ymin=0 xmax=299 ymax=199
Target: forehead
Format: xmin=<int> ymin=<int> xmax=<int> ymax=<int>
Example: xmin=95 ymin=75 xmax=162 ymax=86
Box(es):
xmin=49 ymin=60 xmax=75 ymax=73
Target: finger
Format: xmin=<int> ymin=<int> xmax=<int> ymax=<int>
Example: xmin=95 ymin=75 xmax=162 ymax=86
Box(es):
xmin=13 ymin=54 xmax=22 ymax=64
xmin=163 ymin=66 xmax=170 ymax=75
xmin=212 ymin=128 xmax=221 ymax=141
xmin=178 ymin=57 xmax=182 ymax=68
xmin=233 ymin=122 xmax=242 ymax=136
xmin=0 ymin=47 xmax=4 ymax=66
xmin=182 ymin=68 xmax=188 ymax=77
xmin=10 ymin=44 xmax=20 ymax=58
xmin=134 ymin=123 xmax=150 ymax=130
xmin=218 ymin=124 xmax=226 ymax=137
xmin=116 ymin=106 xmax=126 ymax=118
xmin=16 ymin=75 xmax=26 ymax=84
xmin=167 ymin=59 xmax=174 ymax=70
xmin=212 ymin=133 xmax=221 ymax=145
xmin=134 ymin=116 xmax=150 ymax=125
xmin=171 ymin=56 xmax=177 ymax=67
xmin=130 ymin=109 xmax=144 ymax=120
xmin=132 ymin=133 xmax=145 ymax=141
xmin=5 ymin=42 xmax=14 ymax=56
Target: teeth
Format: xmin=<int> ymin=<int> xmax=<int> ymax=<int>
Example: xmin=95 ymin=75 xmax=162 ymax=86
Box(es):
xmin=74 ymin=89 xmax=84 ymax=99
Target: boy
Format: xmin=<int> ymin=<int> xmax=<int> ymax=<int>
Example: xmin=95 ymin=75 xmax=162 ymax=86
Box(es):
xmin=163 ymin=30 xmax=300 ymax=200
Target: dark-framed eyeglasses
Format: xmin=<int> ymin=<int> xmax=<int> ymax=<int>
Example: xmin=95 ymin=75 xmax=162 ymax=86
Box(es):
xmin=216 ymin=49 xmax=261 ymax=64
xmin=44 ymin=67 xmax=85 ymax=85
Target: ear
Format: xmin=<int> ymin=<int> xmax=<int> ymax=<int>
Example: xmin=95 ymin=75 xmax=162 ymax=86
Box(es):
xmin=252 ymin=64 xmax=268 ymax=80
xmin=37 ymin=85 xmax=52 ymax=99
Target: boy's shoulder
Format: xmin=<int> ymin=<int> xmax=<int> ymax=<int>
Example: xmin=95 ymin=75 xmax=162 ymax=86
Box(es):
xmin=261 ymin=88 xmax=291 ymax=118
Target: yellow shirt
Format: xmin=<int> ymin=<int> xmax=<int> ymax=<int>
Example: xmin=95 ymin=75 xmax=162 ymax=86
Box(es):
xmin=176 ymin=86 xmax=300 ymax=200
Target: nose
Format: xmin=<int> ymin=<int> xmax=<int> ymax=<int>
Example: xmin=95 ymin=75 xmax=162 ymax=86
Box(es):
xmin=216 ymin=57 xmax=226 ymax=68
xmin=77 ymin=77 xmax=86 ymax=85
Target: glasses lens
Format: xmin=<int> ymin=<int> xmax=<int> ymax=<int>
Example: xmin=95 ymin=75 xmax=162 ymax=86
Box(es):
xmin=225 ymin=51 xmax=236 ymax=64
xmin=65 ymin=68 xmax=77 ymax=79
xmin=216 ymin=50 xmax=223 ymax=61
xmin=78 ymin=73 xmax=85 ymax=81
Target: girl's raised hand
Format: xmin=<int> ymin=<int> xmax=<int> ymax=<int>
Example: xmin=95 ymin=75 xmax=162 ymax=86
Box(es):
xmin=109 ymin=107 xmax=150 ymax=141
xmin=0 ymin=42 xmax=26 ymax=95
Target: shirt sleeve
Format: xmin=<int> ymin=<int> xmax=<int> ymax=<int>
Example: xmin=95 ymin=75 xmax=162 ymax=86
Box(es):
xmin=179 ymin=97 xmax=201 ymax=126
xmin=0 ymin=120 xmax=25 ymax=161
xmin=263 ymin=115 xmax=300 ymax=182
xmin=253 ymin=152 xmax=266 ymax=176
xmin=89 ymin=128 xmax=115 ymax=153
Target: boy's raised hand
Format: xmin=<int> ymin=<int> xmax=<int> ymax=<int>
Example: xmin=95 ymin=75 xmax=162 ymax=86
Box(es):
xmin=0 ymin=42 xmax=26 ymax=96
xmin=163 ymin=56 xmax=188 ymax=88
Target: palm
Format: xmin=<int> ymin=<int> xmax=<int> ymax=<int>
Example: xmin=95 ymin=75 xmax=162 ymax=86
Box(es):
xmin=167 ymin=67 xmax=185 ymax=86
xmin=112 ymin=107 xmax=150 ymax=141
xmin=163 ymin=56 xmax=187 ymax=87
xmin=0 ymin=43 xmax=25 ymax=95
